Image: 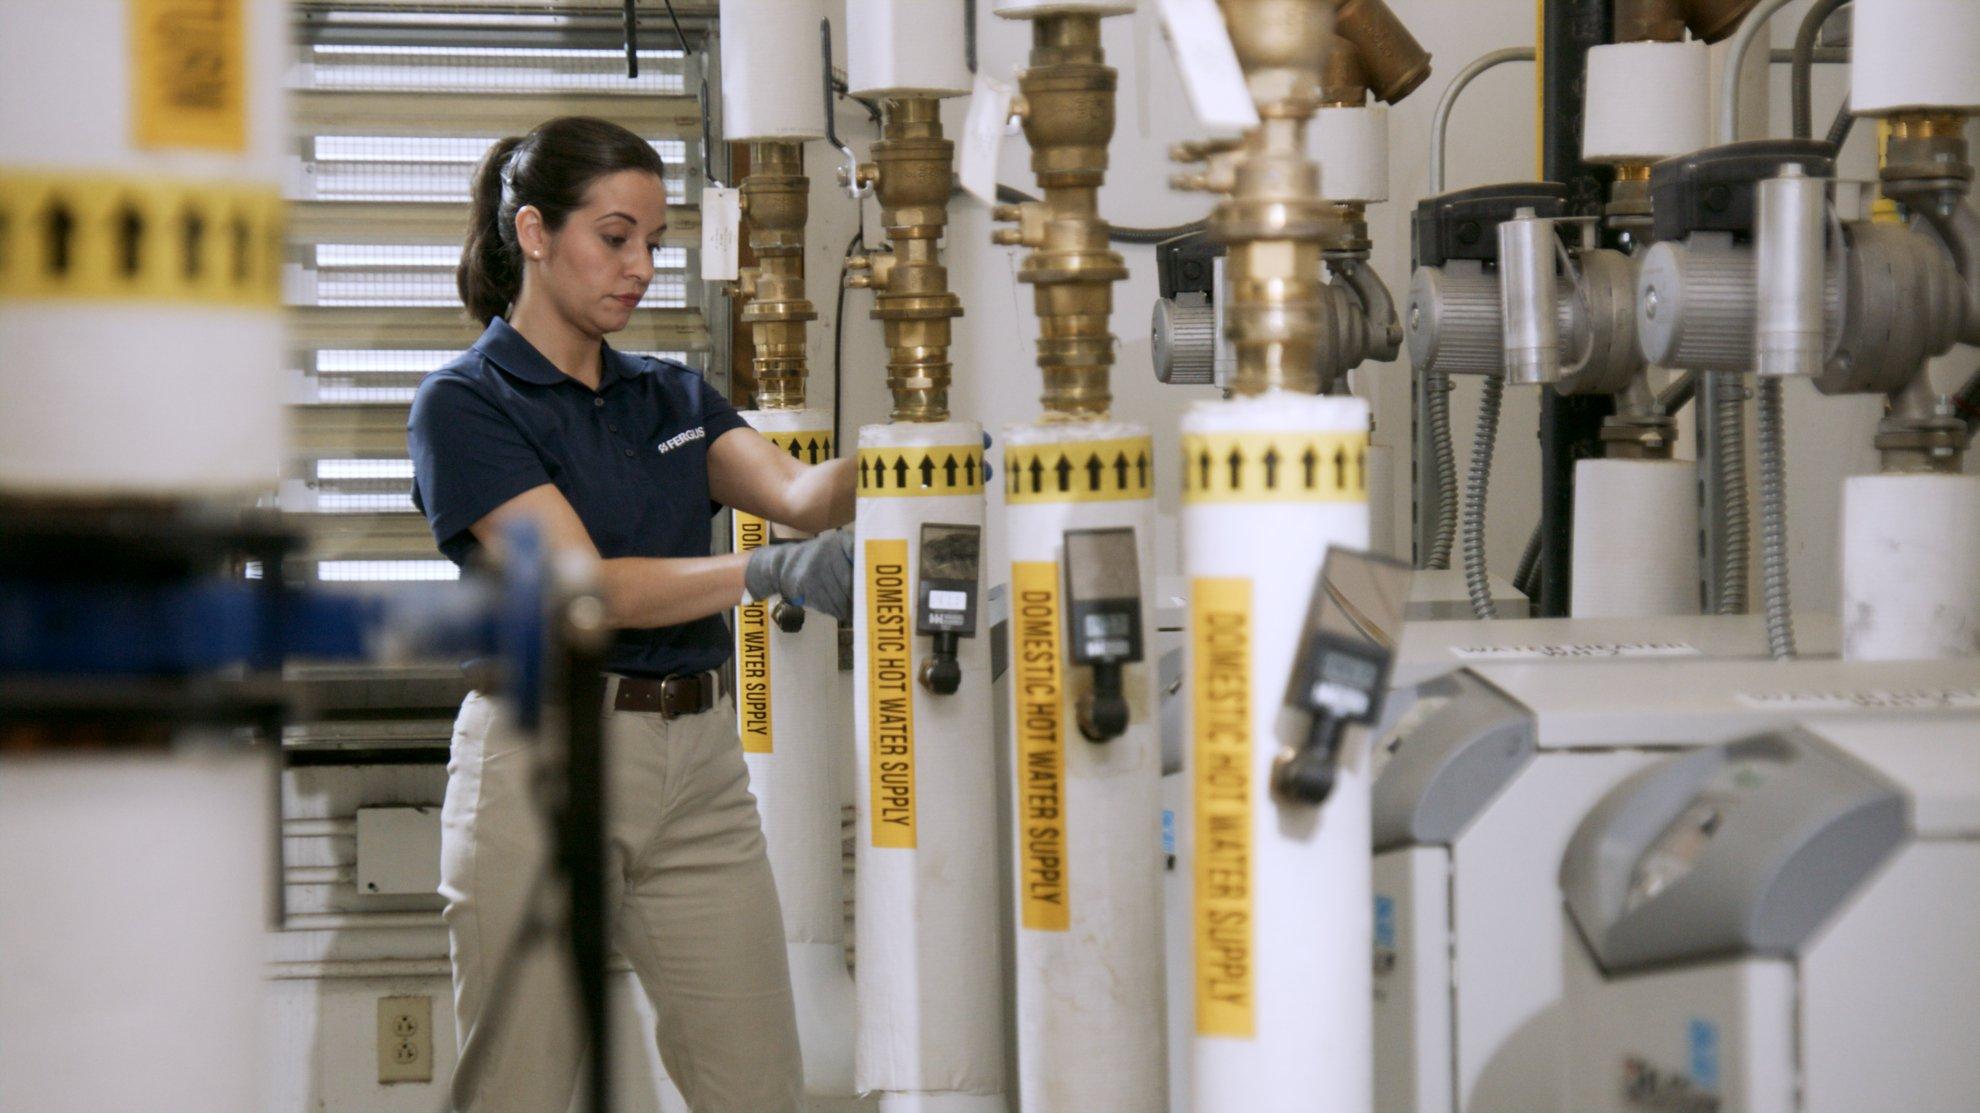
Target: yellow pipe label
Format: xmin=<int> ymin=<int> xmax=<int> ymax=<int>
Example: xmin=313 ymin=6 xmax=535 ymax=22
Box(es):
xmin=733 ymin=512 xmax=774 ymax=754
xmin=866 ymin=538 xmax=917 ymax=848
xmin=0 ymin=172 xmax=283 ymax=306
xmin=1013 ymin=561 xmax=1069 ymax=932
xmin=763 ymin=429 xmax=835 ymax=462
xmin=857 ymin=445 xmax=985 ymax=497
xmin=1181 ymin=430 xmax=1369 ymax=504
xmin=132 ymin=0 xmax=247 ymax=152
xmin=1193 ymin=576 xmax=1255 ymax=1039
xmin=1005 ymin=436 xmax=1156 ymax=504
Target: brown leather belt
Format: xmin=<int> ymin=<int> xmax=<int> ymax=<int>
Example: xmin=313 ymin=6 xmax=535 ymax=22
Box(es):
xmin=610 ymin=669 xmax=727 ymax=718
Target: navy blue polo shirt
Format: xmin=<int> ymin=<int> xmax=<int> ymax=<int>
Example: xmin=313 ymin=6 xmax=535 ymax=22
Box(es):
xmin=407 ymin=317 xmax=747 ymax=677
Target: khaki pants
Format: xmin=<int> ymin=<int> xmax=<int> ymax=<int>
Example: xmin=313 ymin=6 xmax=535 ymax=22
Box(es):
xmin=440 ymin=682 xmax=803 ymax=1113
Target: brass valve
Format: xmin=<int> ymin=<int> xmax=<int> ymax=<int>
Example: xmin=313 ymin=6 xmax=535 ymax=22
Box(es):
xmin=862 ymin=97 xmax=964 ymax=423
xmin=1000 ymin=10 xmax=1131 ymax=419
xmin=1201 ymin=0 xmax=1339 ymax=396
xmin=738 ymin=140 xmax=818 ymax=411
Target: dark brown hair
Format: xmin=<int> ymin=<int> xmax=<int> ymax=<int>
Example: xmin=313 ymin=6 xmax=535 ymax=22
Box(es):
xmin=458 ymin=116 xmax=668 ymax=325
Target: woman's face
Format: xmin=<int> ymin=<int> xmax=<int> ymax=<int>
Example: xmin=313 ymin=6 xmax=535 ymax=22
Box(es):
xmin=521 ymin=168 xmax=669 ymax=338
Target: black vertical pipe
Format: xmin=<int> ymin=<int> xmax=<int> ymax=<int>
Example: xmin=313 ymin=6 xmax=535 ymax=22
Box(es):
xmin=560 ymin=630 xmax=611 ymax=1113
xmin=1536 ymin=0 xmax=1616 ymax=616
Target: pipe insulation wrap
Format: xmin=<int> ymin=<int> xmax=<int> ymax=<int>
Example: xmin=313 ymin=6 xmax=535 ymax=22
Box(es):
xmin=1001 ymin=421 xmax=1167 ymax=1113
xmin=852 ymin=420 xmax=1006 ymax=1108
xmin=0 ymin=751 xmax=274 ymax=1113
xmin=718 ymin=0 xmax=828 ymax=141
xmin=0 ymin=0 xmax=287 ymax=495
xmin=1581 ymin=42 xmax=1710 ymax=165
xmin=1569 ymin=460 xmax=1700 ymax=618
xmin=733 ymin=408 xmax=856 ymax=1099
xmin=1311 ymin=106 xmax=1389 ymax=204
xmin=1182 ymin=393 xmax=1373 ymax=1113
xmin=1850 ymin=0 xmax=1980 ymax=115
xmin=1840 ymin=474 xmax=1980 ymax=661
xmin=848 ymin=0 xmax=971 ymax=99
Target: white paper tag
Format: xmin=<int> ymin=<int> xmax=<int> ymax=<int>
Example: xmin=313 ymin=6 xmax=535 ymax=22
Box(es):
xmin=929 ymin=589 xmax=969 ymax=612
xmin=960 ymin=73 xmax=1015 ymax=207
xmin=700 ymin=185 xmax=740 ymax=282
xmin=1448 ymin=641 xmax=1704 ymax=661
xmin=1155 ymin=0 xmax=1259 ymax=132
xmin=1732 ymin=687 xmax=1980 ymax=712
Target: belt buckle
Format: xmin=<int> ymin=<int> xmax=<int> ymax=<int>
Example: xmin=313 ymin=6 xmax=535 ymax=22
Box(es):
xmin=659 ymin=670 xmax=713 ymax=719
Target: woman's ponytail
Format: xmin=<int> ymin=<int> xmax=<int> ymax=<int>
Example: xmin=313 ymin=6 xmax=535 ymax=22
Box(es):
xmin=458 ymin=135 xmax=525 ymax=326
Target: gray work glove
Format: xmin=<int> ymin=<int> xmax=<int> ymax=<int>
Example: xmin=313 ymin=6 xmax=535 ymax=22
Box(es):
xmin=745 ymin=528 xmax=855 ymax=623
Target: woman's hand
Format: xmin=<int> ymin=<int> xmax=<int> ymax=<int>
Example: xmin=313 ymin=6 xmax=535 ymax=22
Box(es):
xmin=744 ymin=529 xmax=856 ymax=622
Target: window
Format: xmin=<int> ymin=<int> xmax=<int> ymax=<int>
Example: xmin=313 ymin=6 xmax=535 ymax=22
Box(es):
xmin=283 ymin=17 xmax=716 ymax=584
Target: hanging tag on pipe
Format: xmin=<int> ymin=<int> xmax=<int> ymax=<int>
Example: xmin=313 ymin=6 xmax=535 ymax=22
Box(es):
xmin=1155 ymin=0 xmax=1259 ymax=133
xmin=700 ymin=185 xmax=741 ymax=282
xmin=959 ymin=72 xmax=1015 ymax=206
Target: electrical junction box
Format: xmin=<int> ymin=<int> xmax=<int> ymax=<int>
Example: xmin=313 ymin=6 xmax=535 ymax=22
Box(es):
xmin=1368 ymin=654 xmax=1980 ymax=1113
xmin=355 ymin=805 xmax=441 ymax=897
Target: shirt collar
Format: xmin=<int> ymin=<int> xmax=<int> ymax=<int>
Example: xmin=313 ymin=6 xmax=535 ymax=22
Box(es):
xmin=473 ymin=316 xmax=651 ymax=390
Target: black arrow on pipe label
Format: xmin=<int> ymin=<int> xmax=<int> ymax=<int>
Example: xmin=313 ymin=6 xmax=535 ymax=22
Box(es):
xmin=0 ymin=172 xmax=283 ymax=306
xmin=1004 ymin=436 xmax=1156 ymax=505
xmin=856 ymin=444 xmax=986 ymax=497
xmin=1181 ymin=430 xmax=1371 ymax=504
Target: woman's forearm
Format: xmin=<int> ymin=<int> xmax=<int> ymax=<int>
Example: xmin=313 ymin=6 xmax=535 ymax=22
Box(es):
xmin=599 ymin=552 xmax=749 ymax=629
xmin=779 ymin=456 xmax=856 ymax=533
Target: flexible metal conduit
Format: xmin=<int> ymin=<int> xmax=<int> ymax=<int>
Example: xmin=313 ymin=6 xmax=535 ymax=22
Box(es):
xmin=1427 ymin=375 xmax=1459 ymax=569
xmin=1703 ymin=0 xmax=1804 ymax=615
xmin=1757 ymin=376 xmax=1796 ymax=655
xmin=1463 ymin=375 xmax=1507 ymax=618
xmin=1428 ymin=47 xmax=1536 ymax=196
xmin=1713 ymin=374 xmax=1751 ymax=613
xmin=1424 ymin=46 xmax=1535 ymax=570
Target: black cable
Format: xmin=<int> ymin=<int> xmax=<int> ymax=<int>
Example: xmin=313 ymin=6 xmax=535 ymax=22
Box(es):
xmin=1825 ymin=97 xmax=1857 ymax=153
xmin=991 ymin=184 xmax=1205 ymax=244
xmin=1792 ymin=0 xmax=1850 ymax=141
xmin=833 ymin=224 xmax=865 ymax=454
xmin=1657 ymin=370 xmax=1697 ymax=417
xmin=1512 ymin=521 xmax=1544 ymax=601
xmin=622 ymin=0 xmax=639 ymax=79
xmin=658 ymin=0 xmax=689 ymax=55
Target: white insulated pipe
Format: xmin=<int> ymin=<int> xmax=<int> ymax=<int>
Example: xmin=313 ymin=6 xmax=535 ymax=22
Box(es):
xmin=0 ymin=0 xmax=287 ymax=495
xmin=1581 ymin=42 xmax=1709 ymax=165
xmin=1184 ymin=393 xmax=1373 ymax=1113
xmin=1570 ymin=459 xmax=1701 ymax=618
xmin=0 ymin=750 xmax=274 ymax=1113
xmin=732 ymin=408 xmax=856 ymax=1100
xmin=1840 ymin=474 xmax=1980 ymax=660
xmin=1851 ymin=0 xmax=1980 ymax=115
xmin=852 ymin=420 xmax=1006 ymax=1113
xmin=718 ymin=0 xmax=828 ymax=142
xmin=1002 ymin=422 xmax=1167 ymax=1113
xmin=848 ymin=0 xmax=972 ymax=99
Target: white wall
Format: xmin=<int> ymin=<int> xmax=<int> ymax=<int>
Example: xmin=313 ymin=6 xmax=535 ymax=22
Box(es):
xmin=801 ymin=0 xmax=1978 ymax=622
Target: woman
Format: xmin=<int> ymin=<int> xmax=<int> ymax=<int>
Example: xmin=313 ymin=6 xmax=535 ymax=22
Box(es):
xmin=408 ymin=115 xmax=851 ymax=1113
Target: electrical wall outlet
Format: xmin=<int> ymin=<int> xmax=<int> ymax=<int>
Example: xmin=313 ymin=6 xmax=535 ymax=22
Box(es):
xmin=377 ymin=996 xmax=433 ymax=1084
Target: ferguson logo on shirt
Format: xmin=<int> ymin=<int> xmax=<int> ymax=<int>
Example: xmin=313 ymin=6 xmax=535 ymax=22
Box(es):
xmin=655 ymin=426 xmax=706 ymax=455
